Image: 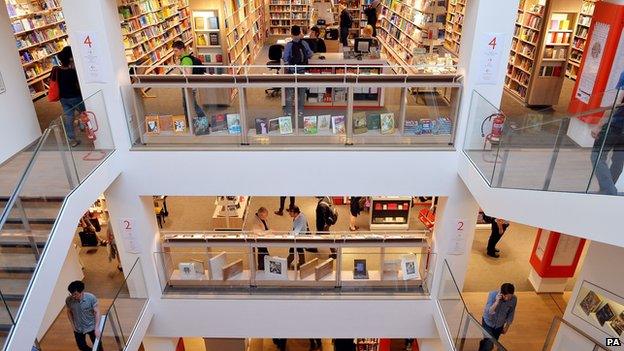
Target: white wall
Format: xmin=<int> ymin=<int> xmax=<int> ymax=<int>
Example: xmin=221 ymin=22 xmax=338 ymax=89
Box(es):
xmin=0 ymin=3 xmax=41 ymax=164
xmin=37 ymin=245 xmax=84 ymax=340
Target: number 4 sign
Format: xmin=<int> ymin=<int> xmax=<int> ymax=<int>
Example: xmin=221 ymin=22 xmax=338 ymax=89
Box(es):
xmin=477 ymin=32 xmax=507 ymax=85
xmin=77 ymin=31 xmax=106 ymax=83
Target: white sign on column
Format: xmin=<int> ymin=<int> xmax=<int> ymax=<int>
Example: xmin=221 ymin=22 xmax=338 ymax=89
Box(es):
xmin=120 ymin=218 xmax=141 ymax=254
xmin=77 ymin=31 xmax=107 ymax=83
xmin=476 ymin=32 xmax=507 ymax=85
xmin=448 ymin=219 xmax=467 ymax=255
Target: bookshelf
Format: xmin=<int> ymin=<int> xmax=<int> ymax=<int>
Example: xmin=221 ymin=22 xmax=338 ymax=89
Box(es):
xmin=117 ymin=0 xmax=193 ymax=73
xmin=566 ymin=0 xmax=597 ymax=80
xmin=443 ymin=0 xmax=465 ymax=56
xmin=505 ymin=0 xmax=577 ymax=106
xmin=191 ymin=9 xmax=225 ymax=73
xmin=223 ymin=0 xmax=267 ymax=72
xmin=268 ymin=0 xmax=310 ymax=36
xmin=5 ymin=0 xmax=68 ymax=100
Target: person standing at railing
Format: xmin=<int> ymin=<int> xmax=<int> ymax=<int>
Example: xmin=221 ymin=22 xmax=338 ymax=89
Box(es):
xmin=287 ymin=206 xmax=309 ymax=268
xmin=56 ymin=46 xmax=85 ymax=148
xmin=66 ymin=280 xmax=103 ymax=351
xmin=590 ymin=98 xmax=624 ymax=195
xmin=282 ymin=25 xmax=313 ymax=118
xmin=251 ymin=207 xmax=271 ymax=270
xmin=172 ymin=40 xmax=207 ymax=121
xmin=480 ymin=283 xmax=517 ymax=351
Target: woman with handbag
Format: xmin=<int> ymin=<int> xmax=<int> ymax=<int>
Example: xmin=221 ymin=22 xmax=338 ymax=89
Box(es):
xmin=50 ymin=46 xmax=85 ymax=147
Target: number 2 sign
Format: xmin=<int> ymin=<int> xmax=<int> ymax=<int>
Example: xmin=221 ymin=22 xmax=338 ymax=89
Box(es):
xmin=477 ymin=32 xmax=506 ymax=85
xmin=448 ymin=218 xmax=468 ymax=255
xmin=120 ymin=218 xmax=141 ymax=254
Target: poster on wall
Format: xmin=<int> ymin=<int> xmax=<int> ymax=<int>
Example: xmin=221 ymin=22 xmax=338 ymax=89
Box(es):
xmin=77 ymin=31 xmax=107 ymax=83
xmin=601 ymin=30 xmax=624 ymax=106
xmin=120 ymin=218 xmax=141 ymax=254
xmin=576 ymin=22 xmax=610 ymax=104
xmin=448 ymin=219 xmax=467 ymax=255
xmin=476 ymin=32 xmax=507 ymax=85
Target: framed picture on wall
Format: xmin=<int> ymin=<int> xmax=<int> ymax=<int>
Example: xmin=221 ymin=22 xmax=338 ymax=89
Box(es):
xmin=572 ymin=281 xmax=624 ymax=338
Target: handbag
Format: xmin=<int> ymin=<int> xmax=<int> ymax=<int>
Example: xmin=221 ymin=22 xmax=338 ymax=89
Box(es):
xmin=47 ymin=67 xmax=60 ymax=102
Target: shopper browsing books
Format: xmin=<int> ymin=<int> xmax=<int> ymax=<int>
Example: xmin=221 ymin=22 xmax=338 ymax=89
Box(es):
xmin=172 ymin=40 xmax=207 ymax=120
xmin=251 ymin=207 xmax=271 ymax=270
xmin=56 ymin=46 xmax=84 ymax=148
xmin=282 ymin=25 xmax=313 ymax=117
xmin=287 ymin=206 xmax=309 ymax=267
xmin=481 ymin=283 xmax=517 ymax=350
xmin=339 ymin=2 xmax=353 ymax=47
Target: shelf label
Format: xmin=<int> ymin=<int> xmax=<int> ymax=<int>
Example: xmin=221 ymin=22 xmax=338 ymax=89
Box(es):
xmin=120 ymin=217 xmax=141 ymax=254
xmin=476 ymin=32 xmax=507 ymax=85
xmin=77 ymin=31 xmax=106 ymax=83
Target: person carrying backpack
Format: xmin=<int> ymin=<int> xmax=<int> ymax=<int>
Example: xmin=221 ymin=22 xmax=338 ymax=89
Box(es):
xmin=172 ymin=40 xmax=207 ymax=120
xmin=315 ymin=196 xmax=338 ymax=259
xmin=282 ymin=25 xmax=313 ymax=117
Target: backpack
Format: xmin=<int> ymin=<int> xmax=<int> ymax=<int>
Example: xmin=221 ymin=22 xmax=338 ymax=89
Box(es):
xmin=288 ymin=41 xmax=309 ymax=66
xmin=182 ymin=54 xmax=206 ymax=74
xmin=320 ymin=197 xmax=338 ymax=225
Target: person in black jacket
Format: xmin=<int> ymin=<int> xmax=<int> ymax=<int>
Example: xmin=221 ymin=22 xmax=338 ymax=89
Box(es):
xmin=363 ymin=0 xmax=380 ymax=36
xmin=316 ymin=196 xmax=337 ymax=259
xmin=483 ymin=214 xmax=510 ymax=258
xmin=308 ymin=26 xmax=327 ymax=53
xmin=339 ymin=3 xmax=353 ymax=47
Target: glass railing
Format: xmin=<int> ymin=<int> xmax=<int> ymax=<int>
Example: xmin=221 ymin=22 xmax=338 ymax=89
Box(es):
xmin=92 ymin=258 xmax=148 ymax=351
xmin=154 ymin=229 xmax=434 ymax=296
xmin=463 ymin=88 xmax=624 ymax=195
xmin=126 ymin=64 xmax=461 ymax=148
xmin=541 ymin=316 xmax=609 ymax=351
xmin=437 ymin=260 xmax=507 ymax=351
xmin=0 ymin=90 xmax=114 ymax=349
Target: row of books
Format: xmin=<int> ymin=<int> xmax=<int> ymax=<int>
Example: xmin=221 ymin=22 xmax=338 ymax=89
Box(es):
xmin=20 ymin=38 xmax=66 ymax=65
xmin=543 ymin=47 xmax=567 ymax=60
xmin=196 ymin=32 xmax=219 ymax=46
xmin=192 ymin=114 xmax=242 ymax=136
xmin=506 ymin=78 xmax=528 ymax=98
xmin=125 ymin=23 xmax=190 ymax=62
xmin=548 ymin=32 xmax=571 ymax=44
xmin=6 ymin=0 xmax=59 ymax=18
xmin=539 ymin=65 xmax=563 ymax=77
xmin=520 ymin=13 xmax=541 ymax=29
xmin=118 ymin=0 xmax=161 ymax=20
xmin=515 ymin=27 xmax=539 ymax=44
xmin=575 ymin=27 xmax=589 ymax=39
xmin=11 ymin=11 xmax=64 ymax=34
xmin=16 ymin=24 xmax=66 ymax=50
xmin=511 ymin=39 xmax=536 ymax=58
xmin=24 ymin=58 xmax=57 ymax=80
xmin=404 ymin=117 xmax=452 ymax=135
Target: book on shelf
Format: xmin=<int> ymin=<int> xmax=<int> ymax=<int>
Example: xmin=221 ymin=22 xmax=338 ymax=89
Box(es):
xmin=211 ymin=114 xmax=227 ymax=133
xmin=268 ymin=118 xmax=280 ymax=133
xmin=278 ymin=116 xmax=293 ymax=134
xmin=173 ymin=116 xmax=187 ymax=134
xmin=159 ymin=115 xmax=173 ymax=132
xmin=380 ymin=113 xmax=395 ymax=135
xmin=353 ymin=112 xmax=367 ymax=134
xmin=209 ymin=32 xmax=219 ymax=45
xmin=331 ymin=115 xmax=345 ymax=135
xmin=193 ymin=115 xmax=210 ymax=135
xmin=303 ymin=115 xmax=317 ymax=135
xmin=208 ymin=16 xmax=219 ymax=29
xmin=255 ymin=118 xmax=268 ymax=135
xmin=194 ymin=17 xmax=205 ymax=30
xmin=366 ymin=114 xmax=380 ymax=130
xmin=226 ymin=113 xmax=241 ymax=135
xmin=317 ymin=114 xmax=331 ymax=132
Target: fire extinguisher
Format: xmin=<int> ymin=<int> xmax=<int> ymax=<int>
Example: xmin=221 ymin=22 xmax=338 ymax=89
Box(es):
xmin=480 ymin=112 xmax=506 ymax=145
xmin=79 ymin=111 xmax=99 ymax=141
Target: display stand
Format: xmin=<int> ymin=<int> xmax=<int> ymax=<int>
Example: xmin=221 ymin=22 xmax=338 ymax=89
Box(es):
xmin=212 ymin=196 xmax=249 ymax=230
xmin=369 ymin=196 xmax=412 ymax=230
xmin=565 ymin=0 xmax=597 ymax=80
xmin=6 ymin=0 xmax=68 ymax=100
xmin=505 ymin=0 xmax=578 ymax=106
xmin=268 ymin=0 xmax=310 ymax=36
xmin=444 ymin=0 xmax=465 ymax=56
xmin=117 ymin=0 xmax=192 ymax=74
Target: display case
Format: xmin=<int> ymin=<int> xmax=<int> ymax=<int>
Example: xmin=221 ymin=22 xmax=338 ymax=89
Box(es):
xmin=572 ymin=280 xmax=624 ymax=337
xmin=369 ymin=196 xmax=412 ymax=230
xmin=156 ymin=231 xmax=433 ymax=295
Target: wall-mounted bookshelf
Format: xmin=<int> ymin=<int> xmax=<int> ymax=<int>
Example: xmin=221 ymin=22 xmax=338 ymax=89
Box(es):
xmin=505 ymin=0 xmax=576 ymax=106
xmin=223 ymin=0 xmax=267 ymax=72
xmin=566 ymin=0 xmax=597 ymax=80
xmin=191 ymin=9 xmax=224 ymax=74
xmin=268 ymin=0 xmax=310 ymax=36
xmin=378 ymin=0 xmax=447 ymax=73
xmin=117 ymin=0 xmax=192 ymax=74
xmin=5 ymin=0 xmax=67 ymax=100
xmin=444 ymin=0 xmax=465 ymax=56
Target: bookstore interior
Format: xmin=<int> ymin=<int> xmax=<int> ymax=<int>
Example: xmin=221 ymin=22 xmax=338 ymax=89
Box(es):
xmin=5 ymin=0 xmax=601 ymax=143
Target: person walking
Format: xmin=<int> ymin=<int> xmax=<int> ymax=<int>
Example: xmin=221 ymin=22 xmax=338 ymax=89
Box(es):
xmin=172 ymin=40 xmax=207 ymax=120
xmin=251 ymin=207 xmax=271 ymax=270
xmin=282 ymin=25 xmax=313 ymax=117
xmin=339 ymin=2 xmax=353 ymax=47
xmin=316 ymin=196 xmax=338 ymax=258
xmin=590 ymin=104 xmax=624 ymax=195
xmin=349 ymin=196 xmax=363 ymax=231
xmin=483 ymin=214 xmax=509 ymax=258
xmin=56 ymin=46 xmax=85 ymax=147
xmin=480 ymin=283 xmax=517 ymax=351
xmin=66 ymin=281 xmax=103 ymax=351
xmin=275 ymin=196 xmax=296 ymax=216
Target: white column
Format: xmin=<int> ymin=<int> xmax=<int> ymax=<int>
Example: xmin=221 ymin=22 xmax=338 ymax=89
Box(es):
xmin=0 ymin=3 xmax=41 ymax=163
xmin=59 ymin=0 xmax=133 ymax=150
xmin=455 ymin=0 xmax=520 ymax=149
xmin=431 ymin=181 xmax=480 ymax=290
xmin=142 ymin=336 xmax=180 ymax=351
xmin=104 ymin=179 xmax=163 ymax=299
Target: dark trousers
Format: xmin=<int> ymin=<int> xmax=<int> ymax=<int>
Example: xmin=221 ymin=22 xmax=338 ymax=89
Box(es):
xmin=273 ymin=339 xmax=287 ymax=351
xmin=339 ymin=28 xmax=349 ymax=47
xmin=590 ymin=125 xmax=624 ymax=195
xmin=486 ymin=231 xmax=503 ymax=254
xmin=74 ymin=330 xmax=103 ymax=351
xmin=255 ymin=247 xmax=269 ymax=270
xmin=287 ymin=247 xmax=305 ymax=268
xmin=278 ymin=196 xmax=295 ymax=211
xmin=310 ymin=338 xmax=322 ymax=348
xmin=479 ymin=318 xmax=503 ymax=351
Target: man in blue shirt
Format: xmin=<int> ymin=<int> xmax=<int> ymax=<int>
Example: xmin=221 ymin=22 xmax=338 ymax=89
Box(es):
xmin=481 ymin=283 xmax=517 ymax=349
xmin=282 ymin=25 xmax=313 ymax=118
xmin=287 ymin=206 xmax=309 ymax=268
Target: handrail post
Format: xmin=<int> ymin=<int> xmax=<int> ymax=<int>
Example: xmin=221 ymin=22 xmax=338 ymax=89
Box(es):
xmin=543 ymin=119 xmax=570 ymax=191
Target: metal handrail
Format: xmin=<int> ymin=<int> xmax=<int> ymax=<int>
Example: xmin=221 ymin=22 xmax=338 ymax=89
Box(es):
xmin=542 ymin=316 xmax=609 ymax=351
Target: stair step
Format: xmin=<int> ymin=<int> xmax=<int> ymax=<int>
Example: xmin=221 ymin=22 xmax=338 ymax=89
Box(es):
xmin=1 ymin=200 xmax=62 ymax=225
xmin=0 ymin=253 xmax=36 ymax=273
xmin=0 ymin=300 xmax=21 ymax=325
xmin=0 ymin=230 xmax=49 ymax=248
xmin=0 ymin=279 xmax=30 ymax=300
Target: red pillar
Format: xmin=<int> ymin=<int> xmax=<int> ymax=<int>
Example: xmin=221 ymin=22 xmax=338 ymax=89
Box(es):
xmin=529 ymin=229 xmax=586 ymax=293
